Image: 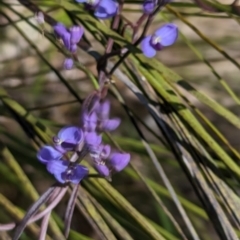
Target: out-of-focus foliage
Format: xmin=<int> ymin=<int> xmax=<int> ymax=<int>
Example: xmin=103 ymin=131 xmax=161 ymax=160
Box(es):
xmin=1 ymin=0 xmax=240 ymax=239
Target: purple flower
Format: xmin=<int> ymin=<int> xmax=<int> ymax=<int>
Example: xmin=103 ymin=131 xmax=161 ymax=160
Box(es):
xmin=53 ymin=126 xmax=84 ymax=151
xmin=82 ymin=111 xmax=98 ymax=132
xmin=94 ymin=0 xmax=118 ymax=19
xmin=63 ymin=58 xmax=74 ymax=70
xmin=37 ymin=146 xmax=62 ymax=164
xmin=143 ymin=0 xmax=172 ymax=14
xmin=143 ymin=0 xmax=158 ymax=14
xmin=54 ymin=23 xmax=68 ymax=38
xmin=69 ymin=26 xmax=84 ymax=44
xmin=94 ymin=152 xmax=130 ymax=177
xmin=47 ymin=160 xmax=88 ymax=184
xmin=109 ymin=153 xmax=130 ymax=172
xmin=37 ymin=93 xmax=130 ymax=182
xmin=96 ymin=100 xmax=110 ymax=120
xmin=94 ymin=100 xmax=121 ymax=131
xmin=100 ymin=118 xmax=121 ymax=131
xmin=140 ymin=23 xmax=178 ymax=58
xmin=85 ymin=132 xmax=102 ymax=151
xmin=53 ymin=23 xmax=84 ymax=52
xmin=76 ymin=0 xmax=118 ymax=19
xmin=37 ymin=144 xmax=88 ymax=184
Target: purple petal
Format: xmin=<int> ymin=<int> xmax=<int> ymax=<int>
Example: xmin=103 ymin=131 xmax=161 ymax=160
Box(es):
xmin=110 ymin=153 xmax=130 ymax=172
xmin=85 ymin=132 xmax=102 ymax=147
xmin=96 ymin=100 xmax=110 ymax=120
xmin=57 ymin=126 xmax=83 ymax=151
xmin=37 ymin=146 xmax=62 ymax=164
xmin=75 ymin=0 xmax=87 ymax=2
xmin=53 ymin=23 xmax=68 ymax=38
xmin=94 ymin=0 xmax=118 ymax=19
xmin=69 ymin=165 xmax=89 ymax=184
xmin=143 ymin=0 xmax=156 ymax=14
xmin=63 ymin=58 xmax=74 ymax=70
xmin=62 ymin=31 xmax=71 ymax=50
xmin=69 ymin=26 xmax=84 ymax=44
xmin=154 ymin=23 xmax=178 ymax=46
xmin=102 ymin=118 xmax=121 ymax=131
xmin=101 ymin=144 xmax=111 ymax=159
xmin=46 ymin=160 xmax=68 ymax=183
xmin=95 ymin=164 xmax=110 ymax=177
xmin=70 ymin=44 xmax=77 ymax=53
xmin=140 ymin=36 xmax=156 ymax=58
xmin=82 ymin=111 xmax=98 ymax=132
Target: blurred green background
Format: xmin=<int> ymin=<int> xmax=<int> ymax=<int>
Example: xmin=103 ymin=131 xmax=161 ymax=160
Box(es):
xmin=1 ymin=0 xmax=240 ymax=240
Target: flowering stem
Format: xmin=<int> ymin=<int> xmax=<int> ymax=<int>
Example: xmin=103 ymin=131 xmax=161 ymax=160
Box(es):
xmin=38 ymin=212 xmax=51 ymax=240
xmin=64 ymin=185 xmax=79 ymax=238
xmin=97 ymin=0 xmax=124 ymax=89
xmin=69 ymin=151 xmax=78 ymax=163
xmin=110 ymin=4 xmax=162 ymax=75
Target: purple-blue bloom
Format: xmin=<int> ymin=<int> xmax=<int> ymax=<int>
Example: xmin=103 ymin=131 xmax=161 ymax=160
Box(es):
xmin=85 ymin=132 xmax=102 ymax=150
xmin=109 ymin=153 xmax=130 ymax=172
xmin=82 ymin=111 xmax=98 ymax=132
xmin=69 ymin=26 xmax=84 ymax=44
xmin=37 ymin=127 xmax=88 ymax=184
xmin=63 ymin=58 xmax=74 ymax=70
xmin=76 ymin=0 xmax=118 ymax=19
xmin=54 ymin=23 xmax=68 ymax=38
xmin=140 ymin=23 xmax=178 ymax=58
xmin=94 ymin=152 xmax=130 ymax=177
xmin=37 ymin=96 xmax=130 ymax=182
xmin=143 ymin=0 xmax=158 ymax=14
xmin=47 ymin=160 xmax=88 ymax=184
xmin=143 ymin=0 xmax=172 ymax=14
xmin=54 ymin=126 xmax=84 ymax=151
xmin=53 ymin=23 xmax=84 ymax=52
xmin=37 ymin=146 xmax=62 ymax=164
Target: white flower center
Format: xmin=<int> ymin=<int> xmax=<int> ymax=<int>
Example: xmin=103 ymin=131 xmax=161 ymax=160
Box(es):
xmin=151 ymin=35 xmax=161 ymax=45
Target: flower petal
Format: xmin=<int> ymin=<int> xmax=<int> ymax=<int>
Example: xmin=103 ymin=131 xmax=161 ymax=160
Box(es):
xmin=101 ymin=144 xmax=111 ymax=159
xmin=70 ymin=44 xmax=77 ymax=53
xmin=96 ymin=100 xmax=110 ymax=120
xmin=140 ymin=36 xmax=156 ymax=58
xmin=94 ymin=0 xmax=118 ymax=19
xmin=154 ymin=23 xmax=178 ymax=47
xmin=102 ymin=118 xmax=121 ymax=131
xmin=57 ymin=126 xmax=83 ymax=151
xmin=85 ymin=132 xmax=102 ymax=147
xmin=82 ymin=111 xmax=98 ymax=132
xmin=53 ymin=23 xmax=68 ymax=38
xmin=69 ymin=26 xmax=84 ymax=44
xmin=109 ymin=152 xmax=130 ymax=172
xmin=63 ymin=58 xmax=74 ymax=70
xmin=69 ymin=165 xmax=89 ymax=184
xmin=37 ymin=146 xmax=62 ymax=164
xmin=62 ymin=31 xmax=71 ymax=50
xmin=95 ymin=164 xmax=110 ymax=177
xmin=47 ymin=160 xmax=68 ymax=183
xmin=143 ymin=0 xmax=156 ymax=14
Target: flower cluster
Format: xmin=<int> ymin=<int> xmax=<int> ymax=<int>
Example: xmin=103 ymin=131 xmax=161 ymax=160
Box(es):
xmin=75 ymin=0 xmax=118 ymax=19
xmin=37 ymin=127 xmax=88 ymax=184
xmin=140 ymin=23 xmax=178 ymax=58
xmin=82 ymin=97 xmax=130 ymax=177
xmin=37 ymin=95 xmax=130 ymax=184
xmin=53 ymin=23 xmax=84 ymax=69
